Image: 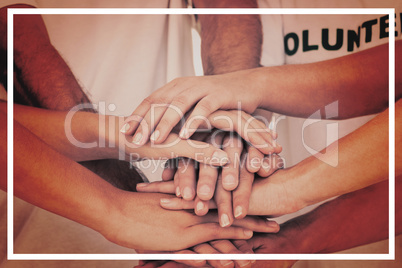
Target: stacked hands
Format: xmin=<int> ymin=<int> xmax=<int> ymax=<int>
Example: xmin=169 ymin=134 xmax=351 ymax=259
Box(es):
xmin=117 ymin=76 xmax=289 ymax=267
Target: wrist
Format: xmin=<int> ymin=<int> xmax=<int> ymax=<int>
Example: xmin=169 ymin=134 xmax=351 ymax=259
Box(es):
xmin=249 ymin=169 xmax=305 ymax=216
xmin=98 ymin=114 xmax=122 ymax=159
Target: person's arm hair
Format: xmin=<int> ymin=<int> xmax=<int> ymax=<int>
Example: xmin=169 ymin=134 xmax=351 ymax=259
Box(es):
xmin=253 ymin=41 xmax=402 ymax=119
xmin=0 ymin=4 xmax=92 ymax=110
xmin=193 ymin=0 xmax=262 ymax=75
xmin=250 ymin=178 xmax=402 ymax=255
xmin=247 ymin=99 xmax=401 ymax=216
xmin=0 ymin=109 xmax=271 ymax=251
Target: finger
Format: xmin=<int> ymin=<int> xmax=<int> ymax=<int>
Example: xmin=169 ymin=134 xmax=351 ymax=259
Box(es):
xmin=135 ymin=260 xmax=167 ymax=268
xmin=240 ymin=111 xmax=277 ymax=154
xmin=215 ymin=172 xmax=234 ymax=227
xmin=231 ymin=216 xmax=280 ymax=233
xmin=177 ymin=159 xmax=196 ymax=200
xmin=193 ymin=243 xmax=234 ymax=268
xmin=171 ymin=249 xmax=207 ymax=268
xmin=232 ymin=161 xmax=254 ymax=219
xmin=257 ymin=154 xmax=285 ymax=177
xmin=246 ymin=146 xmax=263 ymax=173
xmin=232 ymin=240 xmax=254 ymax=254
xmin=131 ymin=102 xmax=171 ymax=146
xmin=162 ymin=158 xmax=179 ymax=181
xmin=156 ymin=134 xmax=229 ymax=166
xmin=154 ymin=262 xmax=191 ymax=268
xmin=194 ymin=196 xmax=210 ymax=216
xmin=152 ymin=93 xmax=202 ymax=144
xmin=180 ymin=95 xmax=225 ymax=139
xmin=187 ymin=223 xmax=254 ymax=248
xmin=162 ymin=165 xmax=176 ymax=181
xmin=136 ymin=181 xmax=175 ymax=194
xmin=209 ymin=240 xmax=252 ymax=268
xmin=208 ymin=111 xmax=275 ymax=155
xmin=173 ymin=166 xmax=181 ymax=197
xmin=160 ymin=197 xmax=216 ymax=210
xmin=197 ymin=163 xmax=218 ymax=201
xmin=221 ymin=134 xmax=243 ymax=191
xmin=121 ymin=104 xmax=152 ymax=136
xmin=123 ymin=77 xmax=180 ymax=135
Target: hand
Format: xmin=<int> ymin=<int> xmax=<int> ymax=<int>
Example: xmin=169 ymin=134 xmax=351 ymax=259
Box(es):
xmin=121 ymin=73 xmax=272 ymax=148
xmin=108 ymin=114 xmax=230 ymax=166
xmin=101 ymin=192 xmax=281 ymax=251
xmin=139 ymin=166 xmax=301 ymax=218
xmin=136 ymin=239 xmax=257 ymax=268
xmin=138 ymin=132 xmax=283 ymax=225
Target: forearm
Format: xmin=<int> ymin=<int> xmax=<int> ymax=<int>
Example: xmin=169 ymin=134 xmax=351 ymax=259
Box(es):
xmin=0 ymin=110 xmax=117 ymax=232
xmin=253 ymin=178 xmax=401 ymax=254
xmin=1 ymin=102 xmax=116 ymax=161
xmin=251 ymin=41 xmax=402 ymax=118
xmin=248 ymin=100 xmax=400 ymax=215
xmin=0 ymin=5 xmax=92 ymax=110
xmin=193 ymin=0 xmax=262 ymax=75
xmin=288 ymin=101 xmax=398 ymax=207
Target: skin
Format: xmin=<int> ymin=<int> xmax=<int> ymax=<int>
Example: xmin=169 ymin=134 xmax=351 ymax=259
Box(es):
xmin=138 ymin=99 xmax=401 ymax=218
xmin=0 ymin=2 xmax=277 ymax=254
xmin=0 ymin=4 xmax=143 ymax=190
xmin=138 ymin=174 xmax=402 ymax=267
xmin=125 ymin=40 xmax=402 ymax=146
xmin=0 ymin=109 xmax=283 ymax=251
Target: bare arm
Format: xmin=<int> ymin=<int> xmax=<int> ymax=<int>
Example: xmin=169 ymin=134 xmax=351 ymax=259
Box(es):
xmin=248 ymin=99 xmax=401 ymax=215
xmin=126 ymin=40 xmax=401 ymax=144
xmin=0 ymin=4 xmax=92 ymax=110
xmin=152 ymin=99 xmax=400 ymax=216
xmin=193 ymin=0 xmax=262 ymax=75
xmin=254 ymin=41 xmax=402 ymax=119
xmin=250 ymin=177 xmax=402 ymax=256
xmin=0 ymin=109 xmax=276 ymax=251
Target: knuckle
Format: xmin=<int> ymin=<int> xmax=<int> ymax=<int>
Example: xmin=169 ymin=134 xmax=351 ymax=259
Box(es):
xmin=208 ymin=223 xmax=221 ymax=236
xmin=196 ymin=100 xmax=213 ymax=114
xmin=158 ymin=117 xmax=175 ymax=129
xmin=172 ymin=95 xmax=189 ymax=107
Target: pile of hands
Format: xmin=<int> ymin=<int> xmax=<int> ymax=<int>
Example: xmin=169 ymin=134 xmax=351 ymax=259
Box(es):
xmin=115 ymin=76 xmax=294 ymax=267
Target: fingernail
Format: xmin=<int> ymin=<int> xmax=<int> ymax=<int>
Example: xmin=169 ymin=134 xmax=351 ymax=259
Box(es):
xmin=268 ymin=121 xmax=274 ymax=131
xmin=263 ymin=159 xmax=271 ymax=171
xmin=198 ymin=185 xmax=211 ymax=196
xmin=136 ymin=183 xmax=148 ymax=188
xmin=234 ymin=206 xmax=243 ymax=218
xmin=267 ymin=221 xmax=279 ymax=229
xmin=212 ymin=150 xmax=229 ymax=164
xmin=179 ymin=127 xmax=188 ymax=139
xmin=160 ymin=198 xmax=171 ymax=204
xmin=120 ymin=123 xmax=130 ymax=134
xmin=220 ymin=260 xmax=234 ymax=266
xmin=239 ymin=260 xmax=251 ymax=267
xmin=176 ymin=186 xmax=181 ymax=197
xmin=223 ymin=174 xmax=236 ymax=186
xmin=182 ymin=187 xmax=193 ymax=200
xmin=221 ymin=214 xmax=230 ymax=227
xmin=132 ymin=132 xmax=143 ymax=145
xmin=196 ymin=201 xmax=204 ymax=212
xmin=150 ymin=130 xmax=160 ymax=141
xmin=244 ymin=229 xmax=253 ymax=237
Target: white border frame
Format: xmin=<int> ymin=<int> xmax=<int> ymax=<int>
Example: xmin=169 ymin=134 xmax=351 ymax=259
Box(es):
xmin=7 ymin=8 xmax=395 ymax=261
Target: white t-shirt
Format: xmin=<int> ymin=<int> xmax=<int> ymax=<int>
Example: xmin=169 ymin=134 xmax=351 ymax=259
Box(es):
xmin=257 ymin=0 xmax=401 ymax=266
xmin=0 ymin=0 xmax=195 ymax=265
xmin=259 ymin=0 xmax=401 ymax=167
